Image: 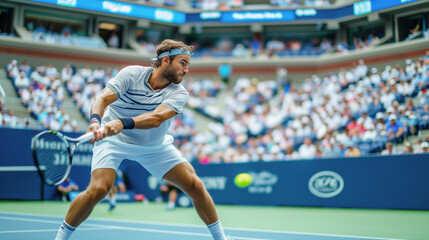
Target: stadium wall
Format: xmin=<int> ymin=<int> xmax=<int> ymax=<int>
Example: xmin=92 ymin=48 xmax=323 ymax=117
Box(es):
xmin=1 ymin=128 xmax=428 ymax=210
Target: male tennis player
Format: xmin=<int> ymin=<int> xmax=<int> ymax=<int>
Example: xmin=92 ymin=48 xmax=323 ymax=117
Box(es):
xmin=55 ymin=39 xmax=228 ymax=240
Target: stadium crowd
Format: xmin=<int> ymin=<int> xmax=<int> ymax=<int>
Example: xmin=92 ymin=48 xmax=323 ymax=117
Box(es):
xmin=4 ymin=50 xmax=429 ymax=162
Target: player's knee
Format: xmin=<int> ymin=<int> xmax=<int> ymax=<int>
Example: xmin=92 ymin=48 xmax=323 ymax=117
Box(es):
xmin=87 ymin=184 xmax=110 ymax=202
xmin=186 ymin=177 xmax=206 ymax=199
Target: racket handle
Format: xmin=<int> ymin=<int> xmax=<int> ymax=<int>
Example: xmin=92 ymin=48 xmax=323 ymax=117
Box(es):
xmin=77 ymin=127 xmax=105 ymax=143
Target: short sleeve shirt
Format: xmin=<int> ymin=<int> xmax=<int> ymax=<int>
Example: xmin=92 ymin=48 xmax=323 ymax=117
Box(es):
xmin=105 ymin=66 xmax=189 ymax=146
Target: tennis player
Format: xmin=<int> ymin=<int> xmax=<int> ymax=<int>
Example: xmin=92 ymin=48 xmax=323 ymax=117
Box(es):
xmin=55 ymin=39 xmax=228 ymax=240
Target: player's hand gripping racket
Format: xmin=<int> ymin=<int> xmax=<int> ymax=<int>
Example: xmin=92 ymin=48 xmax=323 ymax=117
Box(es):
xmin=31 ymin=128 xmax=103 ymax=186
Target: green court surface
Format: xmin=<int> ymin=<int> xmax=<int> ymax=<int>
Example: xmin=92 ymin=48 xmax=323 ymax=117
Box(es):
xmin=1 ymin=201 xmax=428 ymax=240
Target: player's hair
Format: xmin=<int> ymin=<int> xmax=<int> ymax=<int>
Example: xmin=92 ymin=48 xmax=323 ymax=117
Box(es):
xmin=152 ymin=39 xmax=195 ymax=68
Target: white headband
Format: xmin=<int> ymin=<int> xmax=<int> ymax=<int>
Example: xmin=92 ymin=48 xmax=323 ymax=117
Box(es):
xmin=151 ymin=48 xmax=191 ymax=61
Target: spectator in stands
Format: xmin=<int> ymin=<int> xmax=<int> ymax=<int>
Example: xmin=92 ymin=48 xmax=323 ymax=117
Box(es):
xmin=320 ymin=38 xmax=332 ymax=51
xmin=6 ymin=59 xmax=19 ymax=79
xmin=385 ymin=115 xmax=405 ymax=141
xmin=416 ymin=141 xmax=428 ymax=153
xmin=108 ymin=31 xmax=119 ymax=48
xmin=19 ymin=60 xmax=32 ymax=77
xmin=62 ymin=23 xmax=72 ymax=35
xmin=400 ymin=142 xmax=414 ymax=154
xmin=14 ymin=71 xmax=31 ymax=89
xmin=344 ymin=142 xmax=361 ymax=157
xmin=46 ymin=63 xmax=58 ymax=79
xmin=232 ymin=43 xmax=249 ymax=58
xmin=355 ymin=59 xmax=368 ymax=79
xmin=357 ymin=112 xmax=374 ymax=131
xmin=216 ymin=37 xmax=233 ymax=53
xmin=289 ymin=39 xmax=302 ymax=52
xmin=61 ymin=64 xmax=74 ymax=82
xmin=265 ymin=37 xmax=285 ymax=54
xmin=3 ymin=110 xmax=18 ymax=128
xmin=381 ymin=142 xmax=397 ymax=155
xmin=80 ymin=65 xmax=92 ymax=79
xmin=57 ymin=177 xmax=79 ymax=202
xmin=34 ymin=22 xmax=46 ymax=34
xmin=249 ymin=34 xmax=263 ymax=57
xmin=60 ymin=30 xmax=72 ymax=45
xmin=26 ymin=21 xmax=35 ymax=32
xmin=92 ymin=67 xmax=106 ymax=83
xmin=62 ymin=115 xmax=74 ymax=132
xmin=298 ymin=137 xmax=316 ymax=159
xmin=361 ymin=125 xmax=377 ymax=142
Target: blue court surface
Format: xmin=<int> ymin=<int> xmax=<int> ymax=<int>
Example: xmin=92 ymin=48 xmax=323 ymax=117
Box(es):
xmin=0 ymin=212 xmax=399 ymax=240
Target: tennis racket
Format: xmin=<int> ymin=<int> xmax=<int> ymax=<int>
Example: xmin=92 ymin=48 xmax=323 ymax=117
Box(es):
xmin=31 ymin=128 xmax=103 ymax=186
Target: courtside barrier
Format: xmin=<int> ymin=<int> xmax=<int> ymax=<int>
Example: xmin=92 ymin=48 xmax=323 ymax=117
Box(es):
xmin=1 ymin=128 xmax=428 ymax=210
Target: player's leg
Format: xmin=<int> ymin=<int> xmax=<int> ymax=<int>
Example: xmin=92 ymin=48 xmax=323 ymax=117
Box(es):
xmin=165 ymin=182 xmax=178 ymax=210
xmin=55 ymin=168 xmax=116 ymax=240
xmin=163 ymin=162 xmax=227 ymax=240
xmin=107 ymin=185 xmax=118 ymax=212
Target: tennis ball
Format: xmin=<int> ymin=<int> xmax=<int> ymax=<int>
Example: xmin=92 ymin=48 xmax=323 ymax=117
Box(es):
xmin=234 ymin=173 xmax=252 ymax=188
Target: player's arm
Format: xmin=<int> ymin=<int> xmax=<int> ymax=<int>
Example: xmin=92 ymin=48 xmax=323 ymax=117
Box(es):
xmin=132 ymin=105 xmax=177 ymax=129
xmin=99 ymin=104 xmax=177 ymax=139
xmin=88 ymin=87 xmax=117 ymax=142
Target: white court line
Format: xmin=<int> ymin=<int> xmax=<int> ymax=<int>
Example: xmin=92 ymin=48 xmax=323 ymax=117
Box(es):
xmin=0 ymin=166 xmax=38 ymax=171
xmin=0 ymin=228 xmax=107 ymax=234
xmin=0 ymin=212 xmax=403 ymax=240
xmin=0 ymin=215 xmax=269 ymax=240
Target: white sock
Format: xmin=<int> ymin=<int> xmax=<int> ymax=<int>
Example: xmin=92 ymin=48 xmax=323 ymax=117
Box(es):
xmin=207 ymin=220 xmax=227 ymax=240
xmin=55 ymin=220 xmax=76 ymax=240
xmin=110 ymin=195 xmax=117 ymax=205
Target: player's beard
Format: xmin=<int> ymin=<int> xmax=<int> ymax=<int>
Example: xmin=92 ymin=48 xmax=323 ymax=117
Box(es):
xmin=163 ymin=65 xmax=183 ymax=84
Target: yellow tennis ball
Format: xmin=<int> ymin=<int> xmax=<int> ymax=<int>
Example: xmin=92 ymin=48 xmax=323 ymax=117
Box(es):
xmin=234 ymin=173 xmax=252 ymax=188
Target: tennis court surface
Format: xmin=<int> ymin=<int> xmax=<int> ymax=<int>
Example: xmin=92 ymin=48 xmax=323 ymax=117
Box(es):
xmin=0 ymin=212 xmax=396 ymax=240
xmin=1 ymin=201 xmax=428 ymax=240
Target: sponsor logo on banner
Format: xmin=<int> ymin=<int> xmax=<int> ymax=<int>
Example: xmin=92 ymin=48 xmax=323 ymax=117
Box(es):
xmin=248 ymin=171 xmax=278 ymax=194
xmin=308 ymin=171 xmax=344 ymax=198
xmin=57 ymin=0 xmax=76 ymax=7
xmin=201 ymin=176 xmax=227 ymax=190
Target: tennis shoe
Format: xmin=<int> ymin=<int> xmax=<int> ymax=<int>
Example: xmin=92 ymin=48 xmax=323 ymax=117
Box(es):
xmin=226 ymin=235 xmax=235 ymax=240
xmin=108 ymin=204 xmax=116 ymax=213
xmin=165 ymin=202 xmax=175 ymax=210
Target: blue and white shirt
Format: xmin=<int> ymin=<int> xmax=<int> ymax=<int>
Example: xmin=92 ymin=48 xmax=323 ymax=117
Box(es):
xmin=104 ymin=65 xmax=189 ymax=146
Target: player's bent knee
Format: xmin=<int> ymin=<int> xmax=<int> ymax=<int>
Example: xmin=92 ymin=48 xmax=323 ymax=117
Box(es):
xmin=186 ymin=177 xmax=207 ymax=199
xmin=87 ymin=184 xmax=110 ymax=202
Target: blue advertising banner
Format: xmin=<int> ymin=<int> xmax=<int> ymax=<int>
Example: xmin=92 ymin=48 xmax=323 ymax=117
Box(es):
xmin=1 ymin=128 xmax=428 ymax=210
xmin=28 ymin=0 xmax=186 ymax=24
xmin=28 ymin=0 xmax=421 ymax=24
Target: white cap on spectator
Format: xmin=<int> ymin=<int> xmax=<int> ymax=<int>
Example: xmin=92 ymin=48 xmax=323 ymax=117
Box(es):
xmin=389 ymin=115 xmax=397 ymax=121
xmin=12 ymin=60 xmax=17 ymax=65
xmin=405 ymin=111 xmax=411 ymax=116
xmin=421 ymin=142 xmax=429 ymax=148
xmin=371 ymin=68 xmax=378 ymax=73
xmin=270 ymin=145 xmax=280 ymax=154
xmin=376 ymin=112 xmax=384 ymax=119
xmin=385 ymin=65 xmax=391 ymax=70
xmin=387 ymin=107 xmax=394 ymax=113
xmin=406 ymin=59 xmax=412 ymax=64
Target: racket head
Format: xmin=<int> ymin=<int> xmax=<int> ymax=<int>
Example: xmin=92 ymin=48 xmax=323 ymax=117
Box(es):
xmin=31 ymin=130 xmax=72 ymax=186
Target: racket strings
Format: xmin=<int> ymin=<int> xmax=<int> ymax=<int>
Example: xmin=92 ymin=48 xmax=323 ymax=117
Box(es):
xmin=33 ymin=133 xmax=70 ymax=185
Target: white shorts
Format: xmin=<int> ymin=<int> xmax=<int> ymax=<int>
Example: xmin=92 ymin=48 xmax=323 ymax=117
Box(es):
xmin=91 ymin=134 xmax=187 ymax=180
